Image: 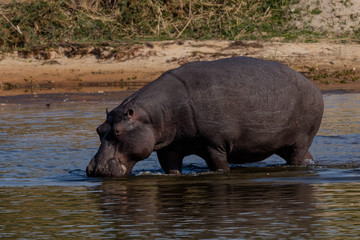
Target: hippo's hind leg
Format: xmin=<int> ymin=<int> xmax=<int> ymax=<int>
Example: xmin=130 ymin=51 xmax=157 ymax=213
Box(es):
xmin=157 ymin=148 xmax=184 ymax=175
xmin=277 ymin=142 xmax=315 ymax=165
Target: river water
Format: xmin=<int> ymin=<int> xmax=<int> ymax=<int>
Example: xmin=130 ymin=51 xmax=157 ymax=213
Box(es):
xmin=0 ymin=92 xmax=359 ymax=239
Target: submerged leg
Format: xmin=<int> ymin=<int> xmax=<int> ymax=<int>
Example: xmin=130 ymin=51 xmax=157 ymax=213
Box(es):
xmin=303 ymin=151 xmax=315 ymax=165
xmin=157 ymin=148 xmax=184 ymax=175
xmin=277 ymin=144 xmax=315 ymax=165
xmin=200 ymin=147 xmax=230 ymax=172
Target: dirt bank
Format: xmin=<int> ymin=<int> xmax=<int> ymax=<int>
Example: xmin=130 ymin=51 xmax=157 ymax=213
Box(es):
xmin=1 ymin=40 xmax=360 ymax=96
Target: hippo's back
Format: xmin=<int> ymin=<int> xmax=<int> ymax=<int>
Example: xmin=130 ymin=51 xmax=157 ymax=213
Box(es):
xmin=171 ymin=57 xmax=318 ymax=101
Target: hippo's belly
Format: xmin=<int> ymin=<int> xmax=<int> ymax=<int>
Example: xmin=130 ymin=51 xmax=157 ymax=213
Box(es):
xmin=227 ymin=149 xmax=275 ymax=164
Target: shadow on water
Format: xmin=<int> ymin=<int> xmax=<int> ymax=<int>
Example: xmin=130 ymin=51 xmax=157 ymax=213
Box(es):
xmin=0 ymin=92 xmax=360 ymax=239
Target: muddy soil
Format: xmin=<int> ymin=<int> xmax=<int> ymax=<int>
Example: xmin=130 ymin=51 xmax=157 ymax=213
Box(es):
xmin=1 ymin=40 xmax=360 ymax=97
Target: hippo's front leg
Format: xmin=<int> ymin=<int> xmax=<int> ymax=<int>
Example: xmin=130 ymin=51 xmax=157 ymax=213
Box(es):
xmin=157 ymin=148 xmax=184 ymax=175
xmin=201 ymin=147 xmax=230 ymax=172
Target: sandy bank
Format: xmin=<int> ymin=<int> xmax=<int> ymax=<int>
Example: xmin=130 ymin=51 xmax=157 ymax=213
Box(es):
xmin=1 ymin=40 xmax=360 ymax=96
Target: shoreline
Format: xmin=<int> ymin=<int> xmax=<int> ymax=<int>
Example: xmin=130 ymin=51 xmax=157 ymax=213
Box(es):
xmin=1 ymin=40 xmax=360 ymax=99
xmin=0 ymin=88 xmax=358 ymax=110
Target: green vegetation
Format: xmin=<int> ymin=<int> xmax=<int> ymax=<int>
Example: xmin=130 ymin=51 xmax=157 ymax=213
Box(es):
xmin=0 ymin=0 xmax=296 ymax=51
xmin=0 ymin=81 xmax=17 ymax=90
xmin=0 ymin=0 xmax=358 ymax=52
xmin=307 ymin=67 xmax=359 ymax=85
xmin=310 ymin=7 xmax=322 ymax=15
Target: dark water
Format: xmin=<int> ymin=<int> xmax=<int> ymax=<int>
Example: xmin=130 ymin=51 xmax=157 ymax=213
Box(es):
xmin=0 ymin=93 xmax=359 ymax=239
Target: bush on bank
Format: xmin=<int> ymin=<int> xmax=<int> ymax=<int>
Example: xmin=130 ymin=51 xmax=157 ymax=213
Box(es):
xmin=0 ymin=0 xmax=358 ymax=52
xmin=0 ymin=0 xmax=298 ymax=50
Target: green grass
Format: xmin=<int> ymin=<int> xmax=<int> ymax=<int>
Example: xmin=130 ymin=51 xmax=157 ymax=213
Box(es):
xmin=311 ymin=7 xmax=322 ymax=15
xmin=0 ymin=0 xmax=358 ymax=52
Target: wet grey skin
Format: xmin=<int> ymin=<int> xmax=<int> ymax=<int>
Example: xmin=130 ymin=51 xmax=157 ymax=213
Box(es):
xmin=86 ymin=56 xmax=324 ymax=177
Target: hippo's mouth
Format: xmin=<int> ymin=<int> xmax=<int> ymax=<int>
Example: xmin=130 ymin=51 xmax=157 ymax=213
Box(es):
xmin=87 ymin=157 xmax=123 ymax=177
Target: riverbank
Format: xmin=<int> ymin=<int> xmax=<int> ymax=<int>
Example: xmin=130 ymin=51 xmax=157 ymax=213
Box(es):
xmin=1 ymin=40 xmax=360 ymax=97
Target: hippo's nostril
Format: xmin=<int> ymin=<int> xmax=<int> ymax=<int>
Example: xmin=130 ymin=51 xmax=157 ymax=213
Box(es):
xmin=114 ymin=129 xmax=121 ymax=136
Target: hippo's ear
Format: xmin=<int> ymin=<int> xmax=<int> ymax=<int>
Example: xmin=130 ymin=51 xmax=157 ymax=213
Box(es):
xmin=126 ymin=109 xmax=134 ymax=120
xmin=105 ymin=108 xmax=110 ymax=120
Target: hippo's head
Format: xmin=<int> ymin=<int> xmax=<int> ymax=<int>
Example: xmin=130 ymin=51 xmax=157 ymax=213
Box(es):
xmin=86 ymin=107 xmax=155 ymax=177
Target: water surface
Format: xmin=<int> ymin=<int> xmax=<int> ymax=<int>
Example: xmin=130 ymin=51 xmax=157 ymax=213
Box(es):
xmin=0 ymin=93 xmax=359 ymax=239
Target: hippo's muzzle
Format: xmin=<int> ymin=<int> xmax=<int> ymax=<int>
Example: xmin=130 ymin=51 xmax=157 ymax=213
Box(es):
xmin=87 ymin=138 xmax=129 ymax=177
xmin=86 ymin=157 xmax=124 ymax=177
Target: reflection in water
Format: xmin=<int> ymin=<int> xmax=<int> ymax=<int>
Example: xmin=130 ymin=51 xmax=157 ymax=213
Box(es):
xmin=96 ymin=175 xmax=318 ymax=239
xmin=0 ymin=93 xmax=360 ymax=239
xmin=0 ymin=187 xmax=104 ymax=239
xmin=313 ymin=182 xmax=360 ymax=239
xmin=2 ymin=173 xmax=360 ymax=239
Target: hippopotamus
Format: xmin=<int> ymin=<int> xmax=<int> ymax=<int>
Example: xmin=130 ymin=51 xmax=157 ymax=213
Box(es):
xmin=86 ymin=56 xmax=324 ymax=177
